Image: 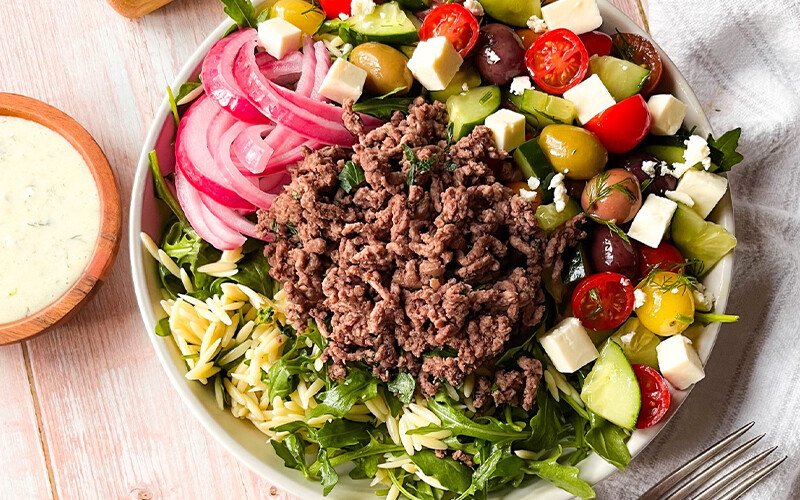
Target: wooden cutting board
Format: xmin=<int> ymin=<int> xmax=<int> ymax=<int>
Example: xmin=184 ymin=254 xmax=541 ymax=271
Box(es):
xmin=106 ymin=0 xmax=175 ymax=18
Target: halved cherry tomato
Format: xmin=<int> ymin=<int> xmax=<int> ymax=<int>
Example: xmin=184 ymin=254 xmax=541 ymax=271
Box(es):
xmin=571 ymin=272 xmax=635 ymax=330
xmin=632 ymin=364 xmax=671 ymax=429
xmin=579 ymin=31 xmax=613 ymax=57
xmin=525 ymin=28 xmax=589 ymax=95
xmin=584 ymin=95 xmax=651 ymax=154
xmin=318 ymin=0 xmax=350 ymax=19
xmin=638 ymin=241 xmax=685 ymax=279
xmin=419 ymin=4 xmax=480 ymax=58
xmin=612 ymin=32 xmax=663 ymax=94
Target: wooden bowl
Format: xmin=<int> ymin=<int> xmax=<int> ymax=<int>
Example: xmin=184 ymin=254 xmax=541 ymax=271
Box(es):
xmin=0 ymin=94 xmax=122 ymax=345
xmin=106 ymin=0 xmax=175 ymax=18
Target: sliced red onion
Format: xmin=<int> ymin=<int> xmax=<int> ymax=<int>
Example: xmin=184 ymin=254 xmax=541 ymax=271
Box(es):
xmin=199 ymin=192 xmax=266 ymax=241
xmin=216 ymin=121 xmax=278 ymax=210
xmin=175 ymin=169 xmax=246 ymax=250
xmin=231 ymin=123 xmax=275 ymax=174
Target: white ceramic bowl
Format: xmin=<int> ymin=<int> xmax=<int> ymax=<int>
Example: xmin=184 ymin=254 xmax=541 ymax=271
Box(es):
xmin=130 ymin=2 xmax=735 ymax=498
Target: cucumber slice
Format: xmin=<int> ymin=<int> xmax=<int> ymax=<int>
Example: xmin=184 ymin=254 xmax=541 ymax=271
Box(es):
xmin=513 ymin=139 xmax=552 ymax=180
xmin=611 ymin=318 xmax=661 ymax=369
xmin=343 ymin=2 xmax=419 ymax=45
xmin=507 ymin=89 xmax=576 ymax=128
xmin=641 ymin=144 xmax=687 ymax=164
xmin=670 ymin=204 xmax=736 ymax=276
xmin=580 ymin=340 xmax=641 ymax=430
xmin=430 ymin=66 xmax=482 ymax=103
xmin=446 ymin=86 xmax=501 ymax=140
xmin=535 ymin=199 xmax=580 ymax=232
xmin=395 ymin=0 xmax=429 ymax=10
xmin=589 ymin=56 xmax=650 ymax=101
xmin=479 ymin=0 xmax=542 ymax=27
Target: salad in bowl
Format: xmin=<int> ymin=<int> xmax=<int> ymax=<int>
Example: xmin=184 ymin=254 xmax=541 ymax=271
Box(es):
xmin=132 ymin=0 xmax=743 ymax=498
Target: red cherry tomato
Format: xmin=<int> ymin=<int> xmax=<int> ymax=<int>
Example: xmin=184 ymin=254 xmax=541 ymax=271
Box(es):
xmin=571 ymin=272 xmax=635 ymax=330
xmin=579 ymin=31 xmax=613 ymax=57
xmin=632 ymin=364 xmax=671 ymax=429
xmin=318 ymin=0 xmax=350 ymax=19
xmin=525 ymin=28 xmax=589 ymax=95
xmin=638 ymin=242 xmax=685 ymax=279
xmin=419 ymin=4 xmax=480 ymax=58
xmin=584 ymin=95 xmax=651 ymax=154
xmin=612 ymin=32 xmax=663 ymax=95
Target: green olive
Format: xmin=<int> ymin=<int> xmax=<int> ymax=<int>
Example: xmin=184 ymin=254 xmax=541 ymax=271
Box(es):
xmin=349 ymin=43 xmax=413 ymax=96
xmin=537 ymin=125 xmax=608 ymax=180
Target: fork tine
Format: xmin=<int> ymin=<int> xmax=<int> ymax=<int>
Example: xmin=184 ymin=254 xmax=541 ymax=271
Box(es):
xmin=663 ymin=434 xmax=765 ymax=500
xmin=716 ymin=455 xmax=787 ymax=500
xmin=692 ymin=446 xmax=778 ymax=500
xmin=638 ymin=421 xmax=755 ymax=499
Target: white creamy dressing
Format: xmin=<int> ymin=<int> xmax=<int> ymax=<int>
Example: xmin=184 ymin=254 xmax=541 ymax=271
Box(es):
xmin=0 ymin=116 xmax=101 ymax=324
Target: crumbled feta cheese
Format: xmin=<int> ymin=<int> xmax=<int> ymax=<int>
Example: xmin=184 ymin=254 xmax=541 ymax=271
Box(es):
xmin=485 ymin=48 xmax=501 ymax=64
xmin=641 ymin=160 xmax=657 ymax=178
xmin=519 ymin=189 xmax=538 ymax=201
xmin=527 ymin=15 xmax=548 ymax=33
xmin=660 ymin=161 xmax=677 ymax=177
xmin=461 ymin=82 xmax=470 ymax=92
xmin=633 ymin=289 xmax=646 ymax=309
xmin=665 ymin=190 xmax=695 ymax=207
xmin=527 ymin=177 xmax=541 ymax=190
xmin=463 ymin=0 xmax=484 ymax=16
xmin=509 ymin=76 xmax=533 ymax=96
xmin=692 ymin=283 xmax=714 ymax=311
xmin=338 ymin=12 xmax=350 ymax=20
xmin=620 ymin=332 xmax=636 ymax=343
xmin=549 ymin=173 xmax=569 ymax=212
xmin=671 ymin=135 xmax=711 ymax=178
xmin=350 ymin=0 xmax=376 ymax=18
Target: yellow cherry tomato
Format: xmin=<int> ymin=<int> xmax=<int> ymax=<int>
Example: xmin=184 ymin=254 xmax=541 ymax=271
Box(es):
xmin=635 ymin=271 xmax=695 ymax=336
xmin=270 ymin=0 xmax=325 ymax=35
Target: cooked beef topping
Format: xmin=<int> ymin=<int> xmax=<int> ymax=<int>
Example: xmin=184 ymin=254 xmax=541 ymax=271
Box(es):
xmin=257 ymin=98 xmax=584 ymax=407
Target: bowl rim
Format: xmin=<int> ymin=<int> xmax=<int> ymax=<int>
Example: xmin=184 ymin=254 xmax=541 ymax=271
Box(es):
xmin=129 ymin=1 xmax=735 ymax=497
xmin=0 ymin=93 xmax=122 ymax=345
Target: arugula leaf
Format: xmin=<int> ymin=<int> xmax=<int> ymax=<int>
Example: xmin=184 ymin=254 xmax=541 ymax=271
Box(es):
xmin=410 ymin=450 xmax=472 ymax=493
xmin=266 ymin=360 xmax=295 ymax=399
xmin=584 ymin=414 xmax=631 ymax=470
xmin=148 ymin=150 xmax=187 ymax=224
xmin=524 ymin=447 xmax=596 ymax=499
xmin=403 ymin=144 xmax=437 ymax=186
xmin=456 ymin=445 xmax=504 ymax=500
xmin=317 ymin=419 xmax=371 ymax=448
xmin=271 ymin=434 xmax=309 ymax=478
xmin=387 ymin=372 xmax=416 ymax=404
xmin=426 ymin=392 xmax=530 ymax=442
xmin=308 ymin=436 xmax=404 ymax=475
xmin=348 ymin=454 xmax=380 ymax=480
xmin=338 ymin=161 xmax=365 ymax=194
xmin=219 ymin=0 xmax=257 ymax=28
xmin=708 ymin=128 xmax=744 ymax=172
xmin=522 ymin=390 xmax=563 ymax=452
xmin=155 ymin=317 xmax=172 ymax=337
xmin=273 ymin=420 xmax=317 ymax=437
xmin=352 ymin=96 xmax=414 ymax=119
xmin=230 ymin=251 xmax=274 ymax=296
xmin=167 ymin=86 xmax=180 ymax=127
xmin=317 ymin=449 xmax=339 ymax=496
xmin=175 ymin=81 xmax=202 ymax=103
xmin=309 ymin=367 xmax=379 ymax=418
xmin=304 ymin=320 xmax=326 ymax=350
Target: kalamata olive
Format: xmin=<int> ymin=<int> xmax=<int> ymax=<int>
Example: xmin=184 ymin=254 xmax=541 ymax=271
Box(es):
xmin=349 ymin=43 xmax=413 ymax=96
xmin=582 ymin=168 xmax=643 ymax=223
xmin=564 ymin=179 xmax=586 ymax=199
xmin=617 ymin=152 xmax=677 ymax=195
xmin=538 ymin=125 xmax=608 ymax=180
xmin=589 ymin=225 xmax=639 ymax=278
xmin=475 ymin=24 xmax=526 ymax=86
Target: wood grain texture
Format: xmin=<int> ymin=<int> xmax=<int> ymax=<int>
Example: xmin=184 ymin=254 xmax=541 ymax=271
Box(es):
xmin=0 ymin=0 xmax=644 ymax=497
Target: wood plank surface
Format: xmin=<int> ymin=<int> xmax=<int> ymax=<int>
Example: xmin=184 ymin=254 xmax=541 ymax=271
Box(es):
xmin=0 ymin=0 xmax=645 ymax=498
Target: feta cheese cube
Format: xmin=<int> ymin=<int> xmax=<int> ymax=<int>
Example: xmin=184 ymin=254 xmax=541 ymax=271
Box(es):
xmin=539 ymin=317 xmax=599 ymax=373
xmin=647 ymin=94 xmax=687 ymax=136
xmin=664 ymin=190 xmax=694 ymax=207
xmin=485 ymin=109 xmax=526 ymax=152
xmin=527 ymin=15 xmax=548 ymax=34
xmin=563 ymin=74 xmax=616 ymax=124
xmin=318 ymin=58 xmax=368 ymax=104
xmin=628 ymin=194 xmax=678 ymax=248
xmin=257 ymin=18 xmax=302 ymax=60
xmin=675 ymin=169 xmax=728 ymax=218
xmin=656 ymin=335 xmax=705 ymax=390
xmin=541 ymin=0 xmax=602 ymax=35
xmin=407 ymin=36 xmax=463 ymax=91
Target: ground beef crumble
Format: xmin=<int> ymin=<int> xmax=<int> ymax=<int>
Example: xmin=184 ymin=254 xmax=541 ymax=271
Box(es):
xmin=257 ymin=98 xmax=586 ymax=411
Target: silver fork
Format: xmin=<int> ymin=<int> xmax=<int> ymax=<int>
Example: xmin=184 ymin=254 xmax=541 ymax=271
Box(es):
xmin=639 ymin=422 xmax=786 ymax=500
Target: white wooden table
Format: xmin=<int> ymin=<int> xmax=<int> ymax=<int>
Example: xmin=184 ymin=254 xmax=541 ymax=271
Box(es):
xmin=0 ymin=1 xmax=648 ymax=498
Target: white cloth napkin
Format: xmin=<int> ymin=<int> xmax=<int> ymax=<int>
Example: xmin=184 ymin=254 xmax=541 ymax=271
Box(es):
xmin=597 ymin=0 xmax=800 ymax=498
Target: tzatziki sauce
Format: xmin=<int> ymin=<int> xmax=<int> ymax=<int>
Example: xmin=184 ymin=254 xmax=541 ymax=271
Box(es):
xmin=0 ymin=116 xmax=101 ymax=324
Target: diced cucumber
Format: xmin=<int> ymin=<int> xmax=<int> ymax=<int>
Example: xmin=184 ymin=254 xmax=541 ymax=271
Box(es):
xmin=611 ymin=318 xmax=661 ymax=369
xmin=641 ymin=144 xmax=686 ymax=164
xmin=507 ymin=89 xmax=576 ymax=128
xmin=446 ymin=86 xmax=501 ymax=140
xmin=670 ymin=204 xmax=736 ymax=276
xmin=395 ymin=0 xmax=429 ymax=10
xmin=589 ymin=56 xmax=650 ymax=101
xmin=430 ymin=66 xmax=482 ymax=103
xmin=580 ymin=340 xmax=641 ymax=430
xmin=535 ymin=199 xmax=580 ymax=232
xmin=398 ymin=45 xmax=416 ymax=59
xmin=513 ymin=139 xmax=553 ymax=180
xmin=343 ymin=2 xmax=419 ymax=45
xmin=479 ymin=0 xmax=542 ymax=27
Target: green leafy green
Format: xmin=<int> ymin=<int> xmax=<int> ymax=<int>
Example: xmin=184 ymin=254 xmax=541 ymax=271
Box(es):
xmin=695 ymin=312 xmax=739 ymax=324
xmin=522 ymin=391 xmax=563 ymax=452
xmin=456 ymin=445 xmax=504 ymax=499
xmin=348 ymin=454 xmax=380 ymax=480
xmin=524 ymin=448 xmax=596 ymax=499
xmin=708 ymin=128 xmax=744 ymax=172
xmin=425 ymin=392 xmax=530 ymax=442
xmin=271 ymin=434 xmax=309 ymax=477
xmin=155 ymin=317 xmax=172 ymax=337
xmin=316 ymin=419 xmax=371 ymax=449
xmin=148 ymin=150 xmax=186 ymax=224
xmin=220 ymin=0 xmax=257 ymax=28
xmin=403 ymin=144 xmax=437 ymax=186
xmin=409 ymin=450 xmax=472 ymax=493
xmin=584 ymin=414 xmax=631 ymax=470
xmin=317 ymin=449 xmax=339 ymax=496
xmin=308 ymin=436 xmax=404 ymax=475
xmin=352 ymin=96 xmax=414 ymax=119
xmin=230 ymin=251 xmax=273 ymax=296
xmin=338 ymin=161 xmax=366 ymax=194
xmin=387 ymin=372 xmax=416 ymax=404
xmin=309 ymin=367 xmax=379 ymax=418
